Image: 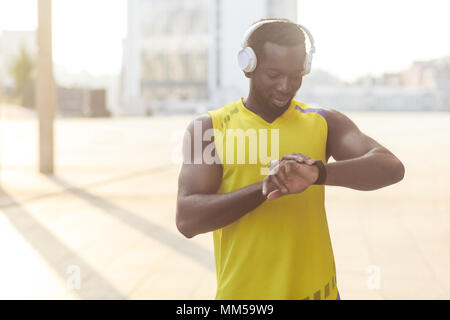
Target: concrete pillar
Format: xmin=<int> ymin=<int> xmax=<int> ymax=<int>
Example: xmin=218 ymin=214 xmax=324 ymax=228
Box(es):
xmin=122 ymin=0 xmax=143 ymax=115
xmin=0 ymin=106 xmax=2 ymax=186
xmin=36 ymin=0 xmax=55 ymax=174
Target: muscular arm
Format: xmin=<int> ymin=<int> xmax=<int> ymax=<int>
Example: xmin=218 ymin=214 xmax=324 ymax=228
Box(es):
xmin=176 ymin=114 xmax=267 ymax=239
xmin=324 ymin=109 xmax=405 ymax=191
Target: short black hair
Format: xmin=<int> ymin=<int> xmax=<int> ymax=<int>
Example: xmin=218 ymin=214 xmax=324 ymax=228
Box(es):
xmin=246 ymin=18 xmax=306 ymax=64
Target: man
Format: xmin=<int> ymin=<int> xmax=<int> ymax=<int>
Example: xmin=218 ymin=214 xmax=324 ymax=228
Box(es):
xmin=176 ymin=18 xmax=405 ymax=300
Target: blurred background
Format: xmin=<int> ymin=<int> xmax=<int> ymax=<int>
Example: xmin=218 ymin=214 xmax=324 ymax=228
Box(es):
xmin=0 ymin=0 xmax=449 ymax=299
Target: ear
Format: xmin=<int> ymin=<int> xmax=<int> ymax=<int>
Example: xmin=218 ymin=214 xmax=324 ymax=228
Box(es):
xmin=243 ymin=70 xmax=254 ymax=79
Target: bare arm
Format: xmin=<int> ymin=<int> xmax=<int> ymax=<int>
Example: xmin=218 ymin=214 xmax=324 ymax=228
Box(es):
xmin=176 ymin=114 xmax=267 ymax=238
xmin=323 ymin=109 xmax=405 ymax=191
xmin=263 ymin=109 xmax=405 ymax=198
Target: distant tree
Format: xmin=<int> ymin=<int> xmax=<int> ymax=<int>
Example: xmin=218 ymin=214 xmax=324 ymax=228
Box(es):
xmin=8 ymin=43 xmax=36 ymax=108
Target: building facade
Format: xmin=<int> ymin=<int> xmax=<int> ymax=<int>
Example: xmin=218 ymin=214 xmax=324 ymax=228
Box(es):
xmin=121 ymin=0 xmax=298 ymax=115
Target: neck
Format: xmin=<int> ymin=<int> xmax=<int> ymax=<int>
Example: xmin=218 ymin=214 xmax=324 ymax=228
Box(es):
xmin=244 ymin=90 xmax=291 ymax=124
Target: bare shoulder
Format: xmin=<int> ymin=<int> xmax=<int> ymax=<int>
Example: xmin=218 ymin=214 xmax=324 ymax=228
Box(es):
xmin=179 ymin=112 xmax=222 ymax=196
xmin=323 ymin=108 xmax=343 ymax=120
xmin=323 ymin=108 xmax=390 ymax=161
xmin=323 ymin=108 xmax=359 ymax=133
xmin=182 ymin=112 xmax=221 ymax=166
xmin=186 ymin=113 xmax=213 ymax=133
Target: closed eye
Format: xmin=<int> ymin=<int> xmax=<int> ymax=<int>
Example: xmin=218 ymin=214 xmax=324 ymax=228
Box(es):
xmin=289 ymin=73 xmax=302 ymax=80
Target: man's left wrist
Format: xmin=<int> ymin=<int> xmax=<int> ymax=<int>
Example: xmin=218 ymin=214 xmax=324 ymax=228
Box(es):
xmin=313 ymin=160 xmax=327 ymax=185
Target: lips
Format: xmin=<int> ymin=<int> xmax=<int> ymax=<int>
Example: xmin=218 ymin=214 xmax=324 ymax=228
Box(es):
xmin=272 ymin=96 xmax=291 ymax=107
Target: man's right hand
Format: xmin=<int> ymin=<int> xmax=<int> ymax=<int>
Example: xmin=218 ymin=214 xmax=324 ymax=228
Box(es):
xmin=262 ymin=153 xmax=318 ymax=201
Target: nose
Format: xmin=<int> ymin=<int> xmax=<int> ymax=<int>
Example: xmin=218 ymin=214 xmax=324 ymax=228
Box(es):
xmin=276 ymin=76 xmax=290 ymax=94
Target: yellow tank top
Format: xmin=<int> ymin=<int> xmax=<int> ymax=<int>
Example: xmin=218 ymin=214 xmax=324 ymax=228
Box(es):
xmin=207 ymin=98 xmax=338 ymax=300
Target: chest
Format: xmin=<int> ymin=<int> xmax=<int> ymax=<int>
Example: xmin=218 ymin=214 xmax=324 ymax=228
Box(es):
xmin=216 ymin=116 xmax=327 ymax=188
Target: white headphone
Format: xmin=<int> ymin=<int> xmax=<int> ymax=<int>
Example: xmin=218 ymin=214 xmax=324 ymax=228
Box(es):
xmin=237 ymin=19 xmax=316 ymax=76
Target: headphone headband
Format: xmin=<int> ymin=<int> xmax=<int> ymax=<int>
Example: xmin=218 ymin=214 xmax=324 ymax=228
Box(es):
xmin=241 ymin=19 xmax=315 ymax=55
xmin=238 ymin=19 xmax=316 ymax=75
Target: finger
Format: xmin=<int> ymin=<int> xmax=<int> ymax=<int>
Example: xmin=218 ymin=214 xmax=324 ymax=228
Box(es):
xmin=275 ymin=173 xmax=290 ymax=193
xmin=264 ymin=178 xmax=280 ymax=199
xmin=271 ymin=174 xmax=289 ymax=194
xmin=262 ymin=178 xmax=268 ymax=196
xmin=285 ymin=160 xmax=294 ymax=174
xmin=276 ymin=163 xmax=289 ymax=187
xmin=282 ymin=154 xmax=304 ymax=163
xmin=267 ymin=189 xmax=282 ymax=201
xmin=270 ymin=163 xmax=280 ymax=175
xmin=287 ymin=160 xmax=304 ymax=177
xmin=302 ymin=155 xmax=316 ymax=165
xmin=269 ymin=159 xmax=279 ymax=171
xmin=294 ymin=153 xmax=315 ymax=165
xmin=285 ymin=155 xmax=306 ymax=165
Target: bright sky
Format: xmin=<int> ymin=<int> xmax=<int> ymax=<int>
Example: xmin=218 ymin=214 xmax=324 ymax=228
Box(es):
xmin=0 ymin=0 xmax=127 ymax=75
xmin=1 ymin=0 xmax=449 ymax=81
xmin=298 ymin=0 xmax=450 ymax=81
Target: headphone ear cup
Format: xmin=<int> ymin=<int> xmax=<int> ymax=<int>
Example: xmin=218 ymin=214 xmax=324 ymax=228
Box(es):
xmin=302 ymin=53 xmax=312 ymax=76
xmin=238 ymin=47 xmax=257 ymax=72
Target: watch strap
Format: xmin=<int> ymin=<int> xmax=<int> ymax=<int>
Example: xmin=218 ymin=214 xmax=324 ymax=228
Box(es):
xmin=313 ymin=160 xmax=327 ymax=185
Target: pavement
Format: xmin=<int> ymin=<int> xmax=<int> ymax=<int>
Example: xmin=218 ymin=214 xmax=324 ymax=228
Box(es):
xmin=0 ymin=106 xmax=449 ymax=299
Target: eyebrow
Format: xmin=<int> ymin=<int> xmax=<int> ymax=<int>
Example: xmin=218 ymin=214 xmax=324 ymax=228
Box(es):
xmin=267 ymin=68 xmax=303 ymax=74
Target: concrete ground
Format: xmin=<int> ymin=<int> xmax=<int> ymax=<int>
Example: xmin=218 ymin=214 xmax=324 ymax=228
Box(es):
xmin=0 ymin=106 xmax=449 ymax=299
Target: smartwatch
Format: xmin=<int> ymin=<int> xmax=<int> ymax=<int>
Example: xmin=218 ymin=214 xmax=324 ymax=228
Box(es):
xmin=313 ymin=160 xmax=327 ymax=185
